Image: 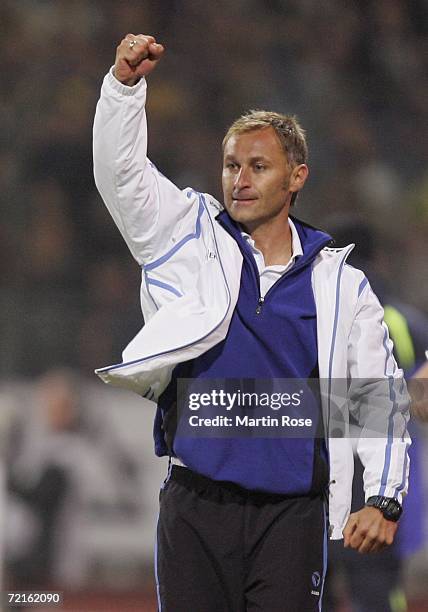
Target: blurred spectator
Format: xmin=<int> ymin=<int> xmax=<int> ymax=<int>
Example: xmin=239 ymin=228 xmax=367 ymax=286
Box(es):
xmin=4 ymin=368 xmax=142 ymax=588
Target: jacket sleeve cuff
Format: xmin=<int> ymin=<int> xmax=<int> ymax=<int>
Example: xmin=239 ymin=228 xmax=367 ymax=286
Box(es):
xmin=106 ymin=66 xmax=146 ymax=96
xmin=364 ymin=486 xmax=405 ymax=505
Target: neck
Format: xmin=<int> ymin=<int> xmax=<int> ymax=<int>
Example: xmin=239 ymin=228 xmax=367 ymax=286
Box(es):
xmin=246 ymin=214 xmax=292 ymax=266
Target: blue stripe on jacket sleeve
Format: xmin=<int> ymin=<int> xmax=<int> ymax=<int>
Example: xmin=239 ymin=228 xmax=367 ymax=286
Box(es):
xmin=144 ymin=195 xmax=205 ymax=271
xmin=146 ymin=277 xmax=183 ymax=297
xmin=379 ymin=325 xmax=399 ymax=496
xmin=358 ymin=276 xmax=368 ymax=297
xmin=326 ymin=256 xmax=347 ymax=444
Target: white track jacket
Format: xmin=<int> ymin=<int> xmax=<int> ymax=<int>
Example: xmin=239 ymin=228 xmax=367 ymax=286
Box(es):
xmin=93 ymin=70 xmax=411 ymax=539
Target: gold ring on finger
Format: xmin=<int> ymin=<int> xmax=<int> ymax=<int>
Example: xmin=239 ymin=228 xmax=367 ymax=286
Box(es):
xmin=129 ymin=39 xmax=138 ymax=49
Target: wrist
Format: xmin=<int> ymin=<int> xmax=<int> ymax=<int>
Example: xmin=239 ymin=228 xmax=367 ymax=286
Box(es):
xmin=107 ymin=67 xmax=146 ymax=97
xmin=112 ymin=66 xmax=141 ymax=87
xmin=365 ymin=496 xmax=402 ymax=522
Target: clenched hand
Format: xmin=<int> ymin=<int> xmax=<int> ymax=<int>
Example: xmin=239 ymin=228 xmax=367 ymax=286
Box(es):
xmin=114 ymin=33 xmax=165 ymax=86
xmin=343 ymin=506 xmax=398 ymax=553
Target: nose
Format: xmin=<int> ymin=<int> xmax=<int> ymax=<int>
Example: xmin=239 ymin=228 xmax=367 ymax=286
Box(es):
xmin=234 ymin=166 xmax=251 ymax=190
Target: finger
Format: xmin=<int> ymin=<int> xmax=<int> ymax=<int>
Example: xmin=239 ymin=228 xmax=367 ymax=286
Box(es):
xmin=343 ymin=516 xmax=357 ymax=547
xmin=348 ymin=519 xmax=374 ymax=550
xmin=134 ymin=34 xmax=156 ymax=44
xmin=116 ymin=35 xmax=145 ymax=62
xmin=127 ymin=34 xmax=157 ymax=52
xmin=360 ymin=534 xmax=385 ymax=553
xmin=128 ymin=41 xmax=164 ymax=67
xmin=358 ymin=520 xmax=388 ymax=553
xmin=132 ymin=50 xmax=164 ymax=79
xmin=349 ymin=528 xmax=365 ymax=550
xmin=371 ymin=523 xmax=388 ymax=552
xmin=119 ymin=35 xmax=152 ymax=65
xmin=360 ymin=536 xmax=387 ymax=553
xmin=124 ymin=33 xmax=156 ymax=45
xmin=128 ymin=43 xmax=151 ymax=66
xmin=385 ymin=521 xmax=398 ymax=546
xmin=131 ymin=37 xmax=164 ymax=60
xmin=147 ymin=42 xmax=165 ymax=60
xmin=357 ymin=531 xmax=377 ymax=553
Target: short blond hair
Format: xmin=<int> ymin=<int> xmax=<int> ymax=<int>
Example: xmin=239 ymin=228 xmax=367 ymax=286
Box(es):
xmin=222 ymin=110 xmax=308 ymax=205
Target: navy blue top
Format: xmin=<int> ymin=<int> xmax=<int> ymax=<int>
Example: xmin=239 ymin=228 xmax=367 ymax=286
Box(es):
xmin=156 ymin=214 xmax=332 ymax=495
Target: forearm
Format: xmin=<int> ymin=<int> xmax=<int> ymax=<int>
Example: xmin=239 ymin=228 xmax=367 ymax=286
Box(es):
xmin=93 ymin=69 xmax=158 ymax=263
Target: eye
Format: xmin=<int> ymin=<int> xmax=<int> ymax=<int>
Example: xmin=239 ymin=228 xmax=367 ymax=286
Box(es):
xmin=254 ymin=163 xmax=266 ymax=171
xmin=225 ymin=162 xmax=237 ymax=170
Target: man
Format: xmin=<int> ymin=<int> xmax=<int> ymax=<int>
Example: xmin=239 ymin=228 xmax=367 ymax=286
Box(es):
xmin=93 ymin=34 xmax=411 ymax=611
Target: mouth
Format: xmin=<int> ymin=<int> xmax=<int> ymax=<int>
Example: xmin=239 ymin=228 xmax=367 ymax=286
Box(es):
xmin=232 ymin=197 xmax=258 ymax=206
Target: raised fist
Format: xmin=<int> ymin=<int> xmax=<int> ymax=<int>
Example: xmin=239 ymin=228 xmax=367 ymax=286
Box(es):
xmin=114 ymin=34 xmax=165 ymax=86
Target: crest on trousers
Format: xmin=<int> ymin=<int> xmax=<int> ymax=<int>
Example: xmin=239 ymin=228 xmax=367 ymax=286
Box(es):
xmin=311 ymin=571 xmax=321 ymax=596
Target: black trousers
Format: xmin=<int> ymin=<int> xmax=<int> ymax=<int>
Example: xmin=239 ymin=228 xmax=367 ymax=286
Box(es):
xmin=155 ymin=466 xmax=327 ymax=612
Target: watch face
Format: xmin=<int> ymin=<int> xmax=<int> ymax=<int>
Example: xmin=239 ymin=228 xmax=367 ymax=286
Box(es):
xmin=385 ymin=500 xmax=402 ymax=520
xmin=378 ymin=498 xmax=390 ymax=510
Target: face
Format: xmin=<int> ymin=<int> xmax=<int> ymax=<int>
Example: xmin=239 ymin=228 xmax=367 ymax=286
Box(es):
xmin=222 ymin=127 xmax=307 ymax=234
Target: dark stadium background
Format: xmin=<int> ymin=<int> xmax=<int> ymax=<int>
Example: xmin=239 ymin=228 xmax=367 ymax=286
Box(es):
xmin=1 ymin=1 xmax=427 ymax=610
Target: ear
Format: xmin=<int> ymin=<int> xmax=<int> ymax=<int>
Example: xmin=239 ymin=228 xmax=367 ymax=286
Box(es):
xmin=289 ymin=164 xmax=309 ymax=194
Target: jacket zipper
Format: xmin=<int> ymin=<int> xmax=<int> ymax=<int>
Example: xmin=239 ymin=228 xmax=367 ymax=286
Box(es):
xmin=216 ymin=212 xmax=333 ymax=317
xmin=252 ymin=238 xmax=332 ymax=315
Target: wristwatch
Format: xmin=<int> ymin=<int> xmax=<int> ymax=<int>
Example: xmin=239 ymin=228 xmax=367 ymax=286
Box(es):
xmin=365 ymin=496 xmax=403 ymax=522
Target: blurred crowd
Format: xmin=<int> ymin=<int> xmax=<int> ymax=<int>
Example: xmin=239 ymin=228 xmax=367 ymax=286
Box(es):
xmin=1 ymin=0 xmax=427 ymax=378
